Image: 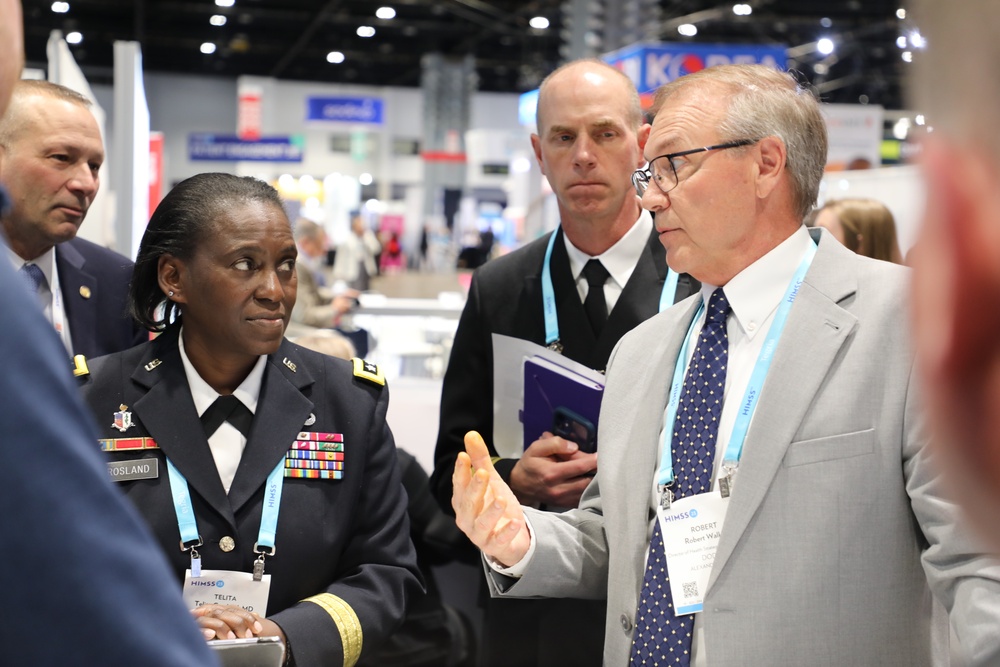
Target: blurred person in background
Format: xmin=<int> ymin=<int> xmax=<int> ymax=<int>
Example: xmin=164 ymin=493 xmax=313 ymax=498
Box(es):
xmin=0 ymin=2 xmax=219 ymax=664
xmin=333 ymin=214 xmax=380 ymax=291
xmin=909 ymin=0 xmax=1000 ymax=566
xmin=815 ymin=197 xmax=903 ymax=263
xmin=80 ymin=172 xmax=421 ymax=666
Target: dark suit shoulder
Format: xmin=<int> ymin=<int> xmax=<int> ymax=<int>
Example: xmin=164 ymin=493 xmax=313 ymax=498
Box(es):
xmin=470 ymin=232 xmax=552 ymax=289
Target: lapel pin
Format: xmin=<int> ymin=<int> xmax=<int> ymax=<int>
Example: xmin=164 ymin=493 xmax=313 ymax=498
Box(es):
xmin=112 ymin=404 xmax=134 ymax=432
xmin=144 ymin=358 xmax=162 ymax=372
xmin=283 ymin=357 xmax=297 ymax=373
xmin=304 ymin=413 xmax=316 ymax=426
xmin=79 ymin=286 xmax=92 ymax=299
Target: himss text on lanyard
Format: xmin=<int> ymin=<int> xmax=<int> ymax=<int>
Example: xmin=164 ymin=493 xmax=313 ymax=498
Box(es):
xmin=541 ymin=226 xmax=680 ymax=354
xmin=656 ymin=240 xmax=818 ymax=508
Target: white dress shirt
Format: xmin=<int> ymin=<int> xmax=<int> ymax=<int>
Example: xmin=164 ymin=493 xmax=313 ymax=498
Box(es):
xmin=563 ymin=209 xmax=653 ymax=314
xmin=658 ymin=225 xmax=815 ymax=667
xmin=179 ymin=331 xmax=267 ymax=494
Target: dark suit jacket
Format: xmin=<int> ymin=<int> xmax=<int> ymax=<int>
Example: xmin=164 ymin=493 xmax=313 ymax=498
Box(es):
xmin=57 ymin=236 xmax=146 ymax=358
xmin=429 ymin=226 xmax=698 ymax=667
xmin=0 ymin=244 xmax=217 ymax=666
xmin=81 ymin=326 xmax=422 ymax=667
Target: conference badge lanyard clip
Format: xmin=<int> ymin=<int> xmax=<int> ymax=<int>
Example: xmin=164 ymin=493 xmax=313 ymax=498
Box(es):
xmin=541 ymin=226 xmax=681 ymax=354
xmin=168 ymin=458 xmax=286 ymax=614
xmin=654 ymin=241 xmax=816 ymax=616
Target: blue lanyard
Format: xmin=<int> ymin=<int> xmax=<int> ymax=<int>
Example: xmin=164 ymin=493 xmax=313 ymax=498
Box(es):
xmin=166 ymin=455 xmax=285 ymax=578
xmin=656 ymin=242 xmax=817 ymax=492
xmin=541 ymin=226 xmax=679 ymax=348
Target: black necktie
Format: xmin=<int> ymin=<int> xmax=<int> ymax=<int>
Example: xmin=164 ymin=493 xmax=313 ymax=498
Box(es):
xmin=201 ymin=395 xmax=253 ymax=439
xmin=582 ymin=259 xmax=610 ymax=336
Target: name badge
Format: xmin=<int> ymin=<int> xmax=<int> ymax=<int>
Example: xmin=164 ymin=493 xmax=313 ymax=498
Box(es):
xmin=107 ymin=457 xmax=159 ymax=482
xmin=655 ymin=490 xmax=729 ymax=616
xmin=183 ymin=569 xmax=271 ymax=616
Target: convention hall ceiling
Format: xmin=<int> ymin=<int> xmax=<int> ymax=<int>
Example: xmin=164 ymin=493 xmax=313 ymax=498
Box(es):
xmin=20 ymin=0 xmax=913 ymax=109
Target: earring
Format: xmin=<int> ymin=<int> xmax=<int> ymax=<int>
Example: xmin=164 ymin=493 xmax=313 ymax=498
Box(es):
xmin=168 ymin=290 xmax=175 ymax=297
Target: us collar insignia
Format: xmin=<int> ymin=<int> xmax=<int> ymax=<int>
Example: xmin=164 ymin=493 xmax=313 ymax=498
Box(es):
xmin=144 ymin=358 xmax=162 ymax=372
xmin=112 ymin=404 xmax=133 ymax=432
xmin=352 ymin=358 xmax=385 ymax=386
xmin=283 ymin=357 xmax=297 ymax=372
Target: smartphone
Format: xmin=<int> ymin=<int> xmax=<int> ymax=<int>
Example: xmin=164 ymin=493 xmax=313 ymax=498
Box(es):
xmin=552 ymin=406 xmax=597 ymax=454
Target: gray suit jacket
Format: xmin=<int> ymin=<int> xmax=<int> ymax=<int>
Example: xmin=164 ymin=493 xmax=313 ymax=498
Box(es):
xmin=492 ymin=229 xmax=1000 ymax=666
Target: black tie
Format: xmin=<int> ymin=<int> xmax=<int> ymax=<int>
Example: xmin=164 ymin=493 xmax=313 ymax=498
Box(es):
xmin=201 ymin=395 xmax=253 ymax=439
xmin=582 ymin=259 xmax=610 ymax=336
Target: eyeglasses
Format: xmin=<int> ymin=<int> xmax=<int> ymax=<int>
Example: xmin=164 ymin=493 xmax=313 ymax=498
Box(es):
xmin=631 ymin=139 xmax=759 ymax=197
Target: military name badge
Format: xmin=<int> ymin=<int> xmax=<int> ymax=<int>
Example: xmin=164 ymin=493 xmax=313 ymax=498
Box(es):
xmin=286 ymin=432 xmax=345 ymax=479
xmin=107 ymin=457 xmax=159 ymax=482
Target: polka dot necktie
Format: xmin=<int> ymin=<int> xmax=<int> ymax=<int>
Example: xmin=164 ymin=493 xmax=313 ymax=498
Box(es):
xmin=629 ymin=288 xmax=731 ymax=667
xmin=19 ymin=263 xmax=47 ymax=308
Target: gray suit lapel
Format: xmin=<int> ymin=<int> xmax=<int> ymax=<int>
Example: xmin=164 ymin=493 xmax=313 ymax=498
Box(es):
xmin=708 ymin=232 xmax=860 ymax=587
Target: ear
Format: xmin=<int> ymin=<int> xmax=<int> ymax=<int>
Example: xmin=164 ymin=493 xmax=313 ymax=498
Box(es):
xmin=753 ymin=135 xmax=787 ymax=200
xmin=157 ymin=254 xmax=187 ymax=305
xmin=530 ymin=133 xmax=546 ymax=176
xmin=636 ymin=123 xmax=651 ymax=158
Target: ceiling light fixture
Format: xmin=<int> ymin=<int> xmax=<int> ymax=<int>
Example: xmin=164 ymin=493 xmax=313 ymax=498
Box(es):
xmin=327 ymin=51 xmax=345 ymax=64
xmin=376 ymin=7 xmax=395 ymax=20
xmin=357 ymin=26 xmax=375 ymax=38
xmin=529 ymin=16 xmax=550 ymax=29
xmin=215 ymin=0 xmax=234 ymax=7
xmin=65 ymin=31 xmax=82 ymax=44
xmin=200 ymin=42 xmax=217 ymax=54
xmin=733 ymin=4 xmax=752 ymax=16
xmin=677 ymin=23 xmax=698 ymax=37
xmin=51 ymin=1 xmax=69 ymax=13
xmin=210 ymin=14 xmax=226 ymax=26
xmin=817 ymin=37 xmax=835 ymax=55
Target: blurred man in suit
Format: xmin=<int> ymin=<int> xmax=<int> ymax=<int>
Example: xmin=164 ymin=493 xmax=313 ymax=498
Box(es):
xmin=909 ymin=0 xmax=1000 ymax=556
xmin=452 ymin=64 xmax=1000 ymax=666
xmin=0 ymin=3 xmax=218 ymax=664
xmin=0 ymin=79 xmax=144 ymax=362
xmin=431 ymin=59 xmax=697 ymax=667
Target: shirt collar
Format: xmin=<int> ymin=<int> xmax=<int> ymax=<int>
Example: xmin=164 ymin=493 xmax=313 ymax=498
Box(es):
xmin=699 ymin=225 xmax=813 ymax=341
xmin=5 ymin=244 xmax=56 ymax=289
xmin=178 ymin=327 xmax=267 ymax=416
xmin=562 ymin=209 xmax=653 ymax=290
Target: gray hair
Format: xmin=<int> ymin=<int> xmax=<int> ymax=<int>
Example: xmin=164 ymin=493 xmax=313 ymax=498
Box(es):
xmin=651 ymin=64 xmax=828 ymax=220
xmin=0 ymin=80 xmax=92 ymax=149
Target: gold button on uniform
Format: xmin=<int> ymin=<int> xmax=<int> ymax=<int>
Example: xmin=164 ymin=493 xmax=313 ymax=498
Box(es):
xmin=219 ymin=536 xmax=236 ymax=552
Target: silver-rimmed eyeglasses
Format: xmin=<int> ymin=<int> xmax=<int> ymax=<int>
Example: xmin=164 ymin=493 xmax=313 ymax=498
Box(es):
xmin=631 ymin=139 xmax=759 ymax=197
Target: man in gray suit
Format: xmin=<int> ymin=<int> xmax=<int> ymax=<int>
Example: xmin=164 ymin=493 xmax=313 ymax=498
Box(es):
xmin=908 ymin=0 xmax=1000 ymax=557
xmin=451 ymin=63 xmax=1000 ymax=666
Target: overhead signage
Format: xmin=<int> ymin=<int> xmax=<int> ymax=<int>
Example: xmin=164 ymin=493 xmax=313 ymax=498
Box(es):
xmin=306 ymin=96 xmax=384 ymax=125
xmin=603 ymin=42 xmax=788 ymax=94
xmin=188 ymin=134 xmax=304 ymax=162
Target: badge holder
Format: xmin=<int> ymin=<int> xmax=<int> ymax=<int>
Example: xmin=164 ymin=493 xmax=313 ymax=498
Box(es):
xmin=252 ymin=542 xmax=275 ymax=582
xmin=181 ymin=535 xmax=204 ymax=577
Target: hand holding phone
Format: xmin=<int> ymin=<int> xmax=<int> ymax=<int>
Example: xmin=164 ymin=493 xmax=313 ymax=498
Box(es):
xmin=552 ymin=406 xmax=597 ymax=454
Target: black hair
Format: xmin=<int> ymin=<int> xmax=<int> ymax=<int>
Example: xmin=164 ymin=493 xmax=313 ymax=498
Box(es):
xmin=129 ymin=173 xmax=286 ymax=331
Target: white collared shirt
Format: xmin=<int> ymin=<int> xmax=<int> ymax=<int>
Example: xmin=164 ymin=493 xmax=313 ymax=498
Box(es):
xmin=5 ymin=245 xmax=73 ymax=354
xmin=178 ymin=330 xmax=267 ymax=494
xmin=659 ymin=224 xmax=815 ymax=667
xmin=562 ymin=209 xmax=653 ymax=314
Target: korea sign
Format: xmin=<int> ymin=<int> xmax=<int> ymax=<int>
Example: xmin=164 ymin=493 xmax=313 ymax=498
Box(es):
xmin=603 ymin=42 xmax=787 ymax=94
xmin=306 ymin=96 xmax=384 ymax=125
